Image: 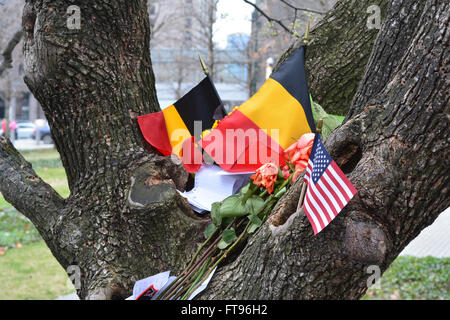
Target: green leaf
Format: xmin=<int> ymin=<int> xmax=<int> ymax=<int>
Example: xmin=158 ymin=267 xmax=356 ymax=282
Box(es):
xmin=222 ymin=229 xmax=236 ymax=243
xmin=247 ymin=215 xmax=263 ymax=234
xmin=311 ymin=100 xmax=344 ymax=141
xmin=217 ymin=229 xmax=237 ymax=249
xmin=218 ymin=195 xmax=248 ymax=218
xmin=217 ymin=239 xmax=230 ymax=250
xmin=221 ymin=217 xmax=234 ymax=227
xmin=203 ymin=223 xmax=216 ymax=239
xmin=277 ymin=167 xmax=284 ymax=180
xmin=248 ymin=214 xmax=263 ymax=226
xmin=210 ymin=202 xmax=222 ymax=226
xmin=239 ymin=183 xmax=250 ymax=195
xmin=244 ymin=197 xmax=265 ymax=216
xmin=248 ymin=223 xmax=260 ymax=234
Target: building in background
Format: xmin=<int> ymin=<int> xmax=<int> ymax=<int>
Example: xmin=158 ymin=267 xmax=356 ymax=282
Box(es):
xmin=1 ymin=0 xmax=336 ymax=122
xmin=148 ymin=0 xmax=250 ymax=111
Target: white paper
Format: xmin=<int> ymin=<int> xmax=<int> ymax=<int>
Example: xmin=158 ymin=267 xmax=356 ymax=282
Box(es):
xmin=133 ymin=270 xmax=171 ymax=300
xmin=179 ymin=163 xmax=253 ymax=212
xmin=131 ymin=268 xmax=217 ymax=300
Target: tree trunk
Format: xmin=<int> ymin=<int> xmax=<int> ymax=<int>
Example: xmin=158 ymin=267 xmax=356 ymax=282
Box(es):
xmin=8 ymin=0 xmax=208 ymax=299
xmin=0 ymin=0 xmax=448 ymax=300
xmin=199 ymin=0 xmax=449 ymax=299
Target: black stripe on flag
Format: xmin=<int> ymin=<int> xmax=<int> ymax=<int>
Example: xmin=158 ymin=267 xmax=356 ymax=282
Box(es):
xmin=173 ymin=76 xmax=223 ymax=137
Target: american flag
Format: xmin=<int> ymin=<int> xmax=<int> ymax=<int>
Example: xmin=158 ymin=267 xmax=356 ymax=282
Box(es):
xmin=303 ymin=135 xmax=357 ymax=234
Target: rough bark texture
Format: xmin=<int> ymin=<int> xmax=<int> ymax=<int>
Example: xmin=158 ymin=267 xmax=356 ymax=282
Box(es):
xmin=199 ymin=0 xmax=449 ymax=299
xmin=292 ymin=0 xmax=389 ymax=115
xmin=8 ymin=0 xmax=208 ymax=300
xmin=0 ymin=0 xmax=448 ymax=300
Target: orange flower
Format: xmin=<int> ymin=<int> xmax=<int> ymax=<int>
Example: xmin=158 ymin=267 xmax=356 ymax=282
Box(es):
xmin=251 ymin=163 xmax=278 ymax=194
xmin=285 ymin=133 xmax=315 ymax=181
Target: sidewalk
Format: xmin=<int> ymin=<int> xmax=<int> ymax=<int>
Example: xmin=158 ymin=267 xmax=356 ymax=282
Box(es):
xmin=399 ymin=206 xmax=450 ymax=258
xmin=12 ymin=138 xmax=54 ymax=151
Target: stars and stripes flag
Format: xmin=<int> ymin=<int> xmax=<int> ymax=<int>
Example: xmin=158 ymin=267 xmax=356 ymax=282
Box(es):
xmin=303 ymin=135 xmax=357 ymax=234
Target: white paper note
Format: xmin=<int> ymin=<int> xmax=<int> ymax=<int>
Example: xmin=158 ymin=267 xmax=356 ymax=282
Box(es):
xmin=179 ymin=164 xmax=253 ymax=212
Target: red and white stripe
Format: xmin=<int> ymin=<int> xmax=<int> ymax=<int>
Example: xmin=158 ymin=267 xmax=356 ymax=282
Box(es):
xmin=303 ymin=159 xmax=357 ymax=234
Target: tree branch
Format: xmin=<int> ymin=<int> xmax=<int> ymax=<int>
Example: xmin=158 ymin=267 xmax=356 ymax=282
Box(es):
xmin=279 ymin=0 xmax=327 ymax=15
xmin=0 ymin=29 xmax=22 ymax=77
xmin=0 ymin=137 xmax=64 ymax=233
xmin=273 ymin=0 xmax=390 ymax=115
xmin=243 ymin=0 xmax=294 ymax=35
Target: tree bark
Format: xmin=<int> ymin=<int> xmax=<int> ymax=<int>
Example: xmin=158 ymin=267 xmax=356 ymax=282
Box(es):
xmin=199 ymin=0 xmax=449 ymax=299
xmin=0 ymin=0 xmax=447 ymax=300
xmin=296 ymin=0 xmax=390 ymax=115
xmin=9 ymin=0 xmax=208 ymax=299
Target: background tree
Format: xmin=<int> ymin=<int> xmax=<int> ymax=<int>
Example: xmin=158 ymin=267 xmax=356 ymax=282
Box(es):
xmin=0 ymin=0 xmax=24 ymax=139
xmin=0 ymin=0 xmax=448 ymax=299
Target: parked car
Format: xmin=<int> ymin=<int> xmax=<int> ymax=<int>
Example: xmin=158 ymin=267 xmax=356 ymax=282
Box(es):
xmin=32 ymin=124 xmax=53 ymax=144
xmin=15 ymin=122 xmax=36 ymax=139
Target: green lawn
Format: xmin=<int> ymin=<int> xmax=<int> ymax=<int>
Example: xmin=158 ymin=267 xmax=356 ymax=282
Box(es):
xmin=0 ymin=148 xmax=73 ymax=300
xmin=363 ymin=256 xmax=450 ymax=300
xmin=0 ymin=148 xmax=69 ymax=248
xmin=0 ymin=241 xmax=75 ymax=300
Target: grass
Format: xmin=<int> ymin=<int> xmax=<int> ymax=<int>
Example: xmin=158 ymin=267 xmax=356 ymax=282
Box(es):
xmin=0 ymin=241 xmax=75 ymax=300
xmin=0 ymin=148 xmax=73 ymax=299
xmin=0 ymin=148 xmax=69 ymax=248
xmin=0 ymin=208 xmax=42 ymax=248
xmin=363 ymin=256 xmax=450 ymax=300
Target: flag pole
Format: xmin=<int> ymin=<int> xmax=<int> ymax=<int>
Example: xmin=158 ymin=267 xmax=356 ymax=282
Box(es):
xmin=295 ymin=20 xmax=315 ymax=213
xmin=198 ymin=53 xmax=226 ymax=120
xmin=303 ymin=19 xmax=310 ymax=45
xmin=296 ymin=118 xmax=323 ymax=213
xmin=198 ymin=53 xmax=210 ymax=76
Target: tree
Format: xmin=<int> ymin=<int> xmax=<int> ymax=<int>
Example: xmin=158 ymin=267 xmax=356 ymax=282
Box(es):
xmin=0 ymin=0 xmax=448 ymax=300
xmin=0 ymin=0 xmax=24 ymax=139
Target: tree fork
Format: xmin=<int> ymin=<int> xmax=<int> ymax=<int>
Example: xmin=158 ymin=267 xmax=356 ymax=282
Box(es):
xmin=0 ymin=0 xmax=446 ymax=299
xmin=198 ymin=0 xmax=449 ymax=299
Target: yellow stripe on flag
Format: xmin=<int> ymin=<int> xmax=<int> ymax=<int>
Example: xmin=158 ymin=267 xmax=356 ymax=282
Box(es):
xmin=238 ymin=78 xmax=313 ymax=149
xmin=162 ymin=105 xmax=191 ymax=157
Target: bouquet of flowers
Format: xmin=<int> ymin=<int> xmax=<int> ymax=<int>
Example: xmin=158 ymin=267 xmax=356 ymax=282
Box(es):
xmin=156 ymin=133 xmax=315 ymax=300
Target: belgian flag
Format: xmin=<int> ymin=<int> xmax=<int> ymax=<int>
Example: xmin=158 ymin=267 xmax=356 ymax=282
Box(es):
xmin=138 ymin=76 xmax=224 ymax=172
xmin=200 ymin=45 xmax=316 ymax=172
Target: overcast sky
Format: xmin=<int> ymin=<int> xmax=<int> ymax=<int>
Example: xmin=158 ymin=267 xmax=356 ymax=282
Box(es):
xmin=214 ymin=0 xmax=254 ymax=49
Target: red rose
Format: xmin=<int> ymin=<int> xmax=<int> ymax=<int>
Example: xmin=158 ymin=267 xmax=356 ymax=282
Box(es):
xmin=251 ymin=163 xmax=278 ymax=194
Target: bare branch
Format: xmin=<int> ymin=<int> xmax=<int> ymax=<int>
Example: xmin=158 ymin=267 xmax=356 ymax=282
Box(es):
xmin=279 ymin=0 xmax=326 ymax=15
xmin=242 ymin=0 xmax=294 ymax=35
xmin=0 ymin=29 xmax=22 ymax=77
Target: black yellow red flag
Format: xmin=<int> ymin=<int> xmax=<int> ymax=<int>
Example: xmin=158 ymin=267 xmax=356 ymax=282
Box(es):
xmin=138 ymin=76 xmax=224 ymax=172
xmin=200 ymin=45 xmax=316 ymax=172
